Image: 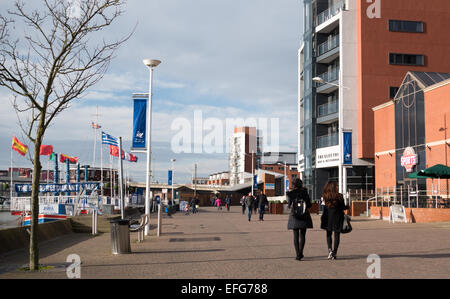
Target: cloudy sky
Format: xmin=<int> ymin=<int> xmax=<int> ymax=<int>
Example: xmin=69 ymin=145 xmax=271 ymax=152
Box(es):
xmin=0 ymin=0 xmax=303 ymax=184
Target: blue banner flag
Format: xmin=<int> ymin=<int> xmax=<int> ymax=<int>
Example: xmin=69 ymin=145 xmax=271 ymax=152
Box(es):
xmin=102 ymin=132 xmax=118 ymax=146
xmin=343 ymin=131 xmax=352 ymax=165
xmin=132 ymin=97 xmax=147 ymax=150
xmin=168 ymin=170 xmax=173 ymax=186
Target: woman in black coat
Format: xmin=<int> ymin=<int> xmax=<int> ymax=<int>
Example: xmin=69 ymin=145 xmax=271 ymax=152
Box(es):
xmin=287 ymin=178 xmax=313 ymax=261
xmin=320 ymin=181 xmax=349 ymax=260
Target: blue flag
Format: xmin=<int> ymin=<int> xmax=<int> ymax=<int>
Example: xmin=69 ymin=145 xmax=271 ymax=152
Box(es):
xmin=132 ymin=97 xmax=147 ymax=150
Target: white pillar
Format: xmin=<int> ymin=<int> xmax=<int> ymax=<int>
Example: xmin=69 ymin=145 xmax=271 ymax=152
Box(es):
xmin=145 ymin=68 xmax=154 ymax=236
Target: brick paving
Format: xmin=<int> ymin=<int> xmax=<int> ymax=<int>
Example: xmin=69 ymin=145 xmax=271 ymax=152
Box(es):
xmin=0 ymin=206 xmax=449 ymax=279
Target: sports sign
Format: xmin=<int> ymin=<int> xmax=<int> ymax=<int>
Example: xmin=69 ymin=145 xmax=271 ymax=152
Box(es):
xmin=400 ymin=147 xmax=417 ymax=173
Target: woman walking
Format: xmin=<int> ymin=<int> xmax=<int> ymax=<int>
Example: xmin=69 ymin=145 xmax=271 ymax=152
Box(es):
xmin=287 ymin=179 xmax=312 ymax=261
xmin=320 ymin=181 xmax=349 ymax=260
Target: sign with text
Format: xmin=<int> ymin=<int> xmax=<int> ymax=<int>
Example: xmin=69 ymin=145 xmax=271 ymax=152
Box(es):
xmin=132 ymin=96 xmax=148 ymax=150
xmin=15 ymin=183 xmax=100 ymax=194
xmin=389 ymin=205 xmax=408 ymax=223
xmin=316 ymin=145 xmax=340 ymax=168
xmin=400 ymin=147 xmax=418 ymax=173
xmin=343 ymin=132 xmax=352 ymax=165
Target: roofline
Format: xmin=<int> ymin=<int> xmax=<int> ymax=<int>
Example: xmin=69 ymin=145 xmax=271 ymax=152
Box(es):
xmin=423 ymin=78 xmax=450 ymax=93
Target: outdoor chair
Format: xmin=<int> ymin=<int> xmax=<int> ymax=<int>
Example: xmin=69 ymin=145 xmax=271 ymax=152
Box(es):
xmin=129 ymin=214 xmax=149 ymax=243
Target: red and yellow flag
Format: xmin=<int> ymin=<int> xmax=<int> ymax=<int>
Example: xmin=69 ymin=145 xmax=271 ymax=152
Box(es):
xmin=60 ymin=153 xmax=78 ymax=164
xmin=12 ymin=136 xmax=28 ymax=157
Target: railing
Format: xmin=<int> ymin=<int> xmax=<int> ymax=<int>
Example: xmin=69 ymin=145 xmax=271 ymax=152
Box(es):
xmin=317 ymin=133 xmax=338 ymax=148
xmin=316 ymin=67 xmax=340 ymax=87
xmin=317 ymin=35 xmax=340 ymax=57
xmin=316 ymin=1 xmax=345 ymax=27
xmin=318 ymin=100 xmax=338 ymax=117
xmin=371 ymin=187 xmax=449 ymax=209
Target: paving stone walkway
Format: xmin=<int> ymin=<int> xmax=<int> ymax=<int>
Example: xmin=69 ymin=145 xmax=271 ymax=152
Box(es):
xmin=1 ymin=207 xmax=449 ymax=279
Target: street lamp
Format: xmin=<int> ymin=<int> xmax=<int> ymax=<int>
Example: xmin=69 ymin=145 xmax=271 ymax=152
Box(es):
xmin=143 ymin=58 xmax=161 ymax=236
xmin=313 ymin=73 xmax=350 ymax=203
xmin=278 ymin=162 xmax=287 ymax=196
xmin=171 ymin=158 xmax=176 ymax=206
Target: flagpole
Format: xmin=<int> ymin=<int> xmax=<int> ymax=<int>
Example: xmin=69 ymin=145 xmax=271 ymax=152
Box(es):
xmin=10 ymin=143 xmax=13 ymax=201
xmin=101 ymin=140 xmax=103 ymax=198
xmin=118 ymin=137 xmax=125 ymax=219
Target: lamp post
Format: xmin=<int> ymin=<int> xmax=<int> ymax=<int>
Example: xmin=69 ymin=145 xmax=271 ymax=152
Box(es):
xmin=313 ymin=73 xmax=350 ymax=203
xmin=171 ymin=158 xmax=176 ymax=206
xmin=143 ymin=59 xmax=161 ymax=236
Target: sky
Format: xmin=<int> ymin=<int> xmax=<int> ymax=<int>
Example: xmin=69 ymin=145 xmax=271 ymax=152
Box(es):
xmin=0 ymin=0 xmax=303 ymax=184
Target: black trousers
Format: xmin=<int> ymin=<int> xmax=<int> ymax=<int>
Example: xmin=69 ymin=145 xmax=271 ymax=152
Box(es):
xmin=326 ymin=230 xmax=341 ymax=253
xmin=293 ymin=228 xmax=307 ymax=257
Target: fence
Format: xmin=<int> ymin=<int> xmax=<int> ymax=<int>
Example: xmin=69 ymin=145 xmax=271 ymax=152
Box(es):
xmin=365 ymin=186 xmax=449 ymax=209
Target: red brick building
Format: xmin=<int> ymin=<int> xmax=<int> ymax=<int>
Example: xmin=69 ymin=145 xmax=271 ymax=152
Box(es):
xmin=373 ymin=71 xmax=450 ymax=195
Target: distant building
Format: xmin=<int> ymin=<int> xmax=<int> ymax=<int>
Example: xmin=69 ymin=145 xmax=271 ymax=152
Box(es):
xmin=229 ymin=127 xmax=262 ymax=185
xmin=207 ymin=172 xmax=230 ymax=186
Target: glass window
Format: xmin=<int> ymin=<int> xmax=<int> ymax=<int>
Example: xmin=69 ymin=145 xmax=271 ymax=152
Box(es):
xmin=390 ymin=86 xmax=399 ymax=99
xmin=389 ymin=20 xmax=424 ymax=33
xmin=389 ymin=53 xmax=425 ymax=66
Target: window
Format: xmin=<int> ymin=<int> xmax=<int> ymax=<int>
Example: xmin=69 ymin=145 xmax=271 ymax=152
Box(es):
xmin=390 ymin=87 xmax=399 ymax=99
xmin=389 ymin=20 xmax=424 ymax=33
xmin=389 ymin=53 xmax=425 ymax=66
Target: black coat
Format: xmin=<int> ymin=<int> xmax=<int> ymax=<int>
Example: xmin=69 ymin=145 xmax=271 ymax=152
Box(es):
xmin=258 ymin=194 xmax=268 ymax=209
xmin=287 ymin=188 xmax=313 ymax=230
xmin=320 ymin=195 xmax=349 ymax=232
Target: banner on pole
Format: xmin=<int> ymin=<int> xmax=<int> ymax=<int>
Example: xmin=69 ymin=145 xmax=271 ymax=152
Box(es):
xmin=343 ymin=131 xmax=352 ymax=165
xmin=132 ymin=96 xmax=148 ymax=150
xmin=168 ymin=170 xmax=173 ymax=186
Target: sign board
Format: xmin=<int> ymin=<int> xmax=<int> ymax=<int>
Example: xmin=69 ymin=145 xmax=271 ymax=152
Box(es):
xmin=400 ymin=147 xmax=418 ymax=173
xmin=131 ymin=96 xmax=148 ymax=150
xmin=286 ymin=179 xmax=289 ymax=192
xmin=15 ymin=183 xmax=100 ymax=194
xmin=316 ymin=145 xmax=340 ymax=168
xmin=162 ymin=189 xmax=168 ymax=194
xmin=265 ymin=183 xmax=275 ymax=190
xmin=253 ymin=175 xmax=258 ymax=190
xmin=168 ymin=170 xmax=173 ymax=186
xmin=389 ymin=205 xmax=408 ymax=223
xmin=343 ymin=131 xmax=352 ymax=165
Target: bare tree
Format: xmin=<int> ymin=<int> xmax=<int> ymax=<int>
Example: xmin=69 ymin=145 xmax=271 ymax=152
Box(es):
xmin=0 ymin=0 xmax=133 ymax=270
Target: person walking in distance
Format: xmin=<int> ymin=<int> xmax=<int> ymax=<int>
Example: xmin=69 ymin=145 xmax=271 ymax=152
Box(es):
xmin=240 ymin=195 xmax=246 ymax=215
xmin=215 ymin=196 xmax=222 ymax=211
xmin=320 ymin=181 xmax=349 ymax=260
xmin=257 ymin=191 xmax=269 ymax=221
xmin=225 ymin=195 xmax=231 ymax=212
xmin=287 ymin=178 xmax=313 ymax=261
xmin=244 ymin=192 xmax=255 ymax=222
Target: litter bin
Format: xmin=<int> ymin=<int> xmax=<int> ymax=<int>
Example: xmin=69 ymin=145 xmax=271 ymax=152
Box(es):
xmin=110 ymin=219 xmax=131 ymax=254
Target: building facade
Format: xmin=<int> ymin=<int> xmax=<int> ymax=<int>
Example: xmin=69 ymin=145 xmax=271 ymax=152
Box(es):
xmin=373 ymin=72 xmax=450 ymax=196
xmin=229 ymin=127 xmax=261 ymax=185
xmin=299 ymin=0 xmax=450 ymax=200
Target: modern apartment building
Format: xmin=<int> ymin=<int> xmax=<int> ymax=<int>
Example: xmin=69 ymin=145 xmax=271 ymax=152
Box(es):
xmin=298 ymin=0 xmax=450 ymax=200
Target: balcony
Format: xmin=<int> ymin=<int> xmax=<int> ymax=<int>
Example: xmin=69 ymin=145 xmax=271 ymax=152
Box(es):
xmin=317 ymin=100 xmax=338 ymax=124
xmin=317 ymin=133 xmax=338 ymax=149
xmin=316 ymin=1 xmax=344 ymax=32
xmin=315 ymin=67 xmax=339 ymax=94
xmin=316 ymin=35 xmax=340 ymax=63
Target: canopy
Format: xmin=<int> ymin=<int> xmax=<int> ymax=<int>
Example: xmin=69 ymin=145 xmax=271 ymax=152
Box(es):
xmin=408 ymin=171 xmax=429 ymax=179
xmin=420 ymin=164 xmax=450 ymax=179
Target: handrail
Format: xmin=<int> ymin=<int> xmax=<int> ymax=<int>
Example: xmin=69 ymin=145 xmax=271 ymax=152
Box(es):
xmin=365 ymin=196 xmax=377 ymax=217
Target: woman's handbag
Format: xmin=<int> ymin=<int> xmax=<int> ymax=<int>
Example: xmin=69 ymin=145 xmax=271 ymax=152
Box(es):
xmin=341 ymin=214 xmax=352 ymax=234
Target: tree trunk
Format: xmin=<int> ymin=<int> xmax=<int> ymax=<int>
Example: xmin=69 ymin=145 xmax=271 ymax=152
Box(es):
xmin=29 ymin=125 xmax=45 ymax=271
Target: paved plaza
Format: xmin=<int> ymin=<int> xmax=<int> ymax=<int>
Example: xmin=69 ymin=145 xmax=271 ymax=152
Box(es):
xmin=0 ymin=206 xmax=450 ymax=279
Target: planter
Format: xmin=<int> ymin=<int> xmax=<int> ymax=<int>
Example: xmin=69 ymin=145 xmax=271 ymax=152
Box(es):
xmin=269 ymin=203 xmax=284 ymax=214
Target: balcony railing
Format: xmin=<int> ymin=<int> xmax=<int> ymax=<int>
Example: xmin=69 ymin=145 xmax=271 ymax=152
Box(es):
xmin=316 ymin=67 xmax=340 ymax=87
xmin=317 ymin=133 xmax=338 ymax=148
xmin=316 ymin=1 xmax=345 ymax=27
xmin=318 ymin=100 xmax=338 ymax=117
xmin=317 ymin=35 xmax=339 ymax=57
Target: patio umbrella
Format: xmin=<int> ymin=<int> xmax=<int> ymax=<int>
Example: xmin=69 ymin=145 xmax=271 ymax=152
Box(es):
xmin=420 ymin=164 xmax=450 ymax=179
xmin=408 ymin=171 xmax=429 ymax=179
